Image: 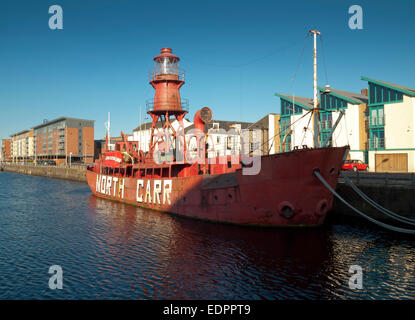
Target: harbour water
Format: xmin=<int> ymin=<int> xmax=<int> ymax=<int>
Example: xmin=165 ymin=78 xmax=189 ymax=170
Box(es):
xmin=0 ymin=171 xmax=414 ymax=300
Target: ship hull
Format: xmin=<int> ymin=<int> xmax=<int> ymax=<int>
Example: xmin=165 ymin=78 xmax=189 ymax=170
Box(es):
xmin=87 ymin=147 xmax=347 ymax=227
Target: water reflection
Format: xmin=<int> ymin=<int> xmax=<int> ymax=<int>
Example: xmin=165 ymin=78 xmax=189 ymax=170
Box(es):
xmin=1 ymin=171 xmax=415 ymax=299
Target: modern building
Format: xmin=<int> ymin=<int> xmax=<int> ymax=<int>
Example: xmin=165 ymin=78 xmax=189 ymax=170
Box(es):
xmin=10 ymin=129 xmax=35 ymax=162
xmin=361 ymin=76 xmax=415 ymax=172
xmin=1 ymin=139 xmax=12 ymax=162
xmin=32 ymin=117 xmax=95 ymax=164
xmin=275 ymin=89 xmax=367 ymax=160
xmin=318 ymin=87 xmax=368 ymax=162
xmin=274 ymin=93 xmax=314 ymax=152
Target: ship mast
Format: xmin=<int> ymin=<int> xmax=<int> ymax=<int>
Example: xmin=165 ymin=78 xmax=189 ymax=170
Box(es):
xmin=106 ymin=112 xmax=111 ymax=151
xmin=309 ymin=29 xmax=320 ymax=148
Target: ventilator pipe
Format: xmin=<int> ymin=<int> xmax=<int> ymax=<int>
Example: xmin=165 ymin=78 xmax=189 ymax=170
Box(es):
xmin=193 ymin=107 xmax=213 ymax=132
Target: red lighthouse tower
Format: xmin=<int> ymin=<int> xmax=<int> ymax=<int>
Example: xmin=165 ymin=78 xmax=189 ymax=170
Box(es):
xmin=147 ymin=48 xmax=188 ymax=157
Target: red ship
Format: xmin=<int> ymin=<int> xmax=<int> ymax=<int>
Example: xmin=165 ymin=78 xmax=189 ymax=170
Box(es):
xmin=86 ymin=45 xmax=348 ymax=227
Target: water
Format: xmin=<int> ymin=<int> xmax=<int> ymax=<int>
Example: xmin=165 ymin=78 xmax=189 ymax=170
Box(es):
xmin=0 ymin=171 xmax=414 ymax=300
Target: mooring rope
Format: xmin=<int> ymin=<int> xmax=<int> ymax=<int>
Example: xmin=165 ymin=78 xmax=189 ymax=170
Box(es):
xmin=343 ymin=174 xmax=415 ymax=226
xmin=314 ymin=170 xmax=415 ymax=234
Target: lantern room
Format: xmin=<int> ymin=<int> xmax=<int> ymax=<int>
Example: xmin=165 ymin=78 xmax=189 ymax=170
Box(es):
xmin=154 ymin=48 xmax=180 ymax=76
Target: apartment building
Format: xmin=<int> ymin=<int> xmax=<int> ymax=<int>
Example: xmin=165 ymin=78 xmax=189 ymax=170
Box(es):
xmin=318 ymin=87 xmax=368 ymax=162
xmin=274 ymin=93 xmax=314 ymax=151
xmin=361 ymin=76 xmax=415 ymax=172
xmin=10 ymin=130 xmax=35 ymax=162
xmin=32 ymin=117 xmax=95 ymax=164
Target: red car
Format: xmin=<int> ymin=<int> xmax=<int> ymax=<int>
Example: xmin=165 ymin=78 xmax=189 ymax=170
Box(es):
xmin=342 ymin=159 xmax=368 ymax=172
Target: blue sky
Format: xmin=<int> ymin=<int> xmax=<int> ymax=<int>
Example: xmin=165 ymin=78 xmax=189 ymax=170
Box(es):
xmin=1 ymin=0 xmax=415 ymax=140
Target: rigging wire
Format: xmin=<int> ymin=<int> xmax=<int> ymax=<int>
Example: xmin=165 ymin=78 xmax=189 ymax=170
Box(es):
xmin=183 ymin=37 xmax=307 ymax=68
xmin=289 ymin=34 xmax=309 ymax=94
xmin=300 ymin=112 xmax=313 ymax=146
xmin=343 ymin=175 xmax=415 ymax=226
xmin=319 ymin=34 xmax=329 ymax=86
xmin=263 ymin=109 xmax=313 ymax=155
xmin=343 ymin=110 xmax=350 ymax=147
xmin=314 ymin=171 xmax=415 ymax=234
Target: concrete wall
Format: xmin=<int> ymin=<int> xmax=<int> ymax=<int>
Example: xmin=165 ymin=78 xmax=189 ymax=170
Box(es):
xmin=1 ymin=164 xmax=86 ymax=183
xmin=332 ymin=183 xmax=415 ymax=224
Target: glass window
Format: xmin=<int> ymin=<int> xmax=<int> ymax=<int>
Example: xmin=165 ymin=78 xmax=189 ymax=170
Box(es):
xmin=369 ymin=83 xmax=376 ymax=104
xmin=378 ymin=108 xmax=384 ymax=126
xmin=397 ymin=91 xmax=403 ymax=101
xmin=376 ymin=85 xmax=382 ymax=103
xmin=383 ymin=87 xmax=389 ymax=102
xmin=371 ymin=109 xmax=378 ymax=126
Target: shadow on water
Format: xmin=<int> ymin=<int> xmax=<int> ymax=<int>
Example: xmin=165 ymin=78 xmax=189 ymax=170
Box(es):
xmin=88 ymin=196 xmax=335 ymax=299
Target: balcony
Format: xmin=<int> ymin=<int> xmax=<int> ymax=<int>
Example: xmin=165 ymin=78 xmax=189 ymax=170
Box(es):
xmin=370 ymin=116 xmax=385 ymax=127
xmin=369 ymin=138 xmax=385 ymax=150
xmin=145 ymin=98 xmax=189 ymax=113
xmin=320 ymin=120 xmax=332 ymax=131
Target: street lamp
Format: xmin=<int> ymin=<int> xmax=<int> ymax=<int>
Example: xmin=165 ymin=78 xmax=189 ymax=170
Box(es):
xmin=69 ymin=152 xmax=72 ymax=167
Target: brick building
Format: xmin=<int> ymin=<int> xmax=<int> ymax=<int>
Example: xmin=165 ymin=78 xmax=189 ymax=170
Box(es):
xmin=1 ymin=139 xmax=12 ymax=162
xmin=32 ymin=117 xmax=95 ymax=164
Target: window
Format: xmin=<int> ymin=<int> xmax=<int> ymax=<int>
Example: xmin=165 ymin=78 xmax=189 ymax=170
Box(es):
xmin=212 ymin=123 xmax=219 ymax=130
xmin=279 ymin=116 xmax=292 ymax=152
xmin=320 ymin=112 xmax=332 ymax=130
xmin=227 ymin=136 xmax=232 ymax=150
xmin=281 ymin=99 xmax=303 ymax=116
xmin=369 ymin=83 xmax=404 ymax=105
xmin=320 ymin=93 xmax=347 ymax=110
xmin=370 ymin=106 xmax=384 ymax=127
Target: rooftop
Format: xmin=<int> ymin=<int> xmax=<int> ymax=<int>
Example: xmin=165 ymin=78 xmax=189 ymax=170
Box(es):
xmin=274 ymin=93 xmax=314 ymax=110
xmin=32 ymin=117 xmax=95 ymax=130
xmin=318 ymin=86 xmax=368 ymax=104
xmin=10 ymin=129 xmax=32 ymax=137
xmin=361 ymin=76 xmax=415 ymax=97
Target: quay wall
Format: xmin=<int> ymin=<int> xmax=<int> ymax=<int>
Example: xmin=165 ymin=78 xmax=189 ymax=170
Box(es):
xmin=0 ymin=164 xmax=86 ymax=183
xmin=329 ymin=183 xmax=415 ymax=224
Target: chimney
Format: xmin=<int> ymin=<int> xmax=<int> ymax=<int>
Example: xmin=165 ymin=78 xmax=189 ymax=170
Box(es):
xmin=361 ymin=89 xmax=368 ymax=96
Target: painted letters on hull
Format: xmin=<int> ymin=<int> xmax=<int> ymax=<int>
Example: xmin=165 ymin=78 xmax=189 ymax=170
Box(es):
xmin=95 ymin=174 xmax=172 ymax=206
